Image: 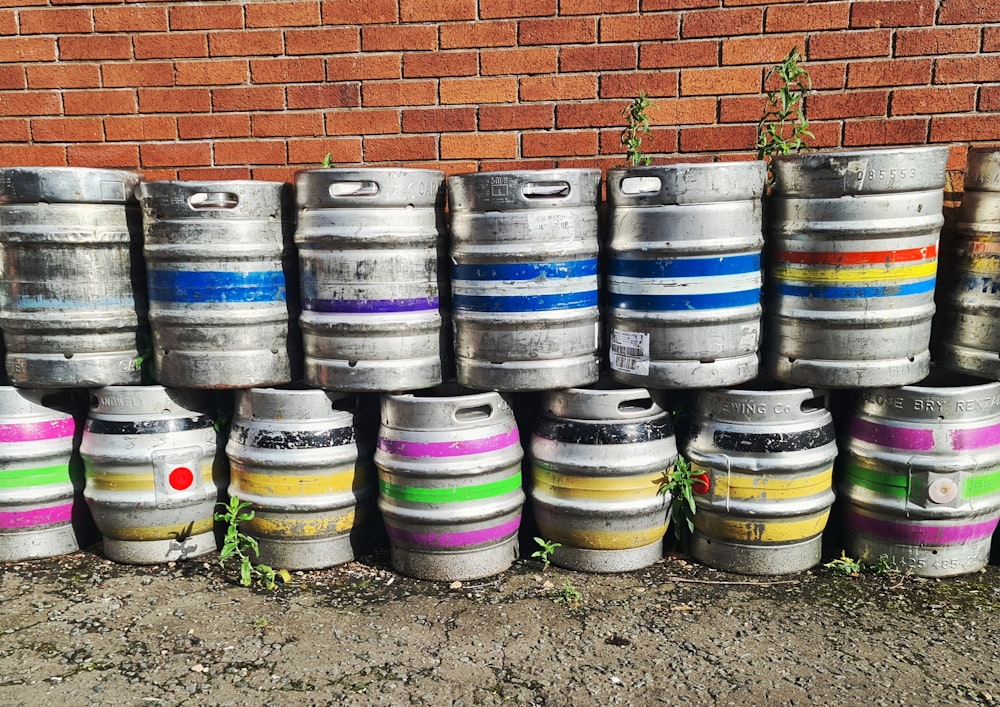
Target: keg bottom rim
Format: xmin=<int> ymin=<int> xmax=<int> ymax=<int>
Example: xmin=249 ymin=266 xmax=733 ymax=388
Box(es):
xmin=389 ymin=537 xmax=518 ymax=582
xmin=457 ymin=357 xmax=599 ymax=393
xmin=100 ymin=530 xmax=217 ymax=565
xmin=0 ymin=525 xmax=81 ymax=563
xmin=846 ymin=534 xmax=991 ymax=578
xmin=255 ymin=535 xmax=363 ymax=571
xmin=764 ymin=350 xmax=930 ymax=389
xmin=689 ymin=533 xmax=823 ymax=576
xmin=611 ymin=354 xmax=758 ymax=390
xmin=931 ymin=343 xmax=1000 ymax=382
xmin=550 ymin=540 xmax=663 ymax=574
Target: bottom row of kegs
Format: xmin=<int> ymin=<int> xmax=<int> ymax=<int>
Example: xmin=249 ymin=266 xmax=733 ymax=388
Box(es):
xmin=2 ymin=376 xmax=1000 ymax=581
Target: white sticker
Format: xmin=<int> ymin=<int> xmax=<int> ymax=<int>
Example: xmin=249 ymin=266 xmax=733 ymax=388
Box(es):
xmin=610 ymin=329 xmax=650 ymax=376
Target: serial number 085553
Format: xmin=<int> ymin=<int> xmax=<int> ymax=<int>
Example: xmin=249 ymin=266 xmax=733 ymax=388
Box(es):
xmin=856 ymin=168 xmax=918 ymax=182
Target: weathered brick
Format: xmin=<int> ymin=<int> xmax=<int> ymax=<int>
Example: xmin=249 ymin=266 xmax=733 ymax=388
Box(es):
xmin=843 ymin=118 xmax=928 ymax=145
xmin=520 ymin=18 xmax=597 ymax=45
xmin=321 ymin=0 xmax=398 ymax=24
xmin=599 ymin=126 xmax=676 ymax=156
xmin=326 ymin=108 xmax=400 ymax=135
xmin=599 ymin=13 xmax=679 ymax=42
xmin=246 ymin=1 xmax=320 ymax=27
xmin=891 ymin=86 xmax=977 ymax=116
xmin=59 ymin=35 xmax=132 ymax=60
xmin=719 ymin=95 xmax=765 ymax=123
xmin=400 ymin=0 xmax=476 ymax=21
xmin=26 ymin=63 xmax=99 ymax=89
xmin=683 ymin=7 xmax=762 ymax=38
xmin=170 ymin=4 xmax=243 ymax=30
xmin=850 ymin=0 xmax=936 ymax=28
xmin=441 ymin=21 xmax=516 ymax=49
xmin=561 ymin=45 xmax=637 ymax=72
xmin=723 ymin=35 xmax=807 ymax=65
xmin=807 ymin=29 xmax=891 ymax=59
xmin=0 ymin=66 xmax=23 ymax=90
xmin=0 ymin=118 xmax=30 ymax=142
xmin=805 ymin=121 xmax=844 ymax=148
xmin=0 ymin=144 xmax=65 ymax=166
xmin=479 ymin=104 xmax=554 ymax=130
xmin=287 ymin=137 xmax=362 ymax=165
xmin=640 ymin=40 xmax=717 ymax=69
xmin=895 ymin=27 xmax=979 ymax=57
xmin=250 ymin=57 xmax=325 ymax=84
xmin=522 ymin=130 xmax=598 ymax=157
xmin=404 ymin=51 xmax=478 ymax=79
xmin=68 ymin=143 xmax=138 ymax=169
xmin=138 ymin=88 xmax=212 ymax=114
xmin=213 ymin=86 xmax=286 ymax=112
xmin=209 ymin=30 xmax=284 ymax=57
xmin=285 ymin=28 xmax=359 ymax=55
xmin=214 ymin=140 xmax=286 ymax=165
xmin=364 ymin=135 xmax=437 ymax=162
xmin=482 ymin=47 xmax=558 ymax=76
xmin=253 ymin=112 xmax=323 ymax=137
xmin=440 ymin=133 xmax=517 ymax=159
xmin=939 ymin=0 xmax=1000 ymax=24
xmin=556 ymin=101 xmax=628 ymax=129
xmin=650 ymin=97 xmax=718 ymax=125
xmin=442 ymin=77 xmax=518 ymax=104
xmin=807 ymin=90 xmax=889 ymax=119
xmin=135 ymin=32 xmax=208 ymax=59
xmin=176 ymin=59 xmax=248 ymax=86
xmin=641 ymin=0 xmax=718 ymax=10
xmin=251 ymin=166 xmax=297 ymax=181
xmin=94 ymin=6 xmax=168 ymax=32
xmin=327 ymin=55 xmax=401 ymax=81
xmin=64 ymin=89 xmax=137 ymax=115
xmin=985 ymin=27 xmax=1000 ymax=52
xmin=402 ymin=107 xmax=475 ymax=133
xmin=519 ymin=75 xmax=596 ymax=102
xmin=803 ymin=62 xmax=848 ymax=90
xmin=765 ymin=3 xmax=851 ymax=32
xmin=104 ymin=115 xmax=177 ymax=141
xmin=681 ymin=67 xmax=761 ymax=96
xmin=362 ymin=25 xmax=437 ymax=52
xmin=936 ymin=56 xmax=1000 ymax=85
xmin=932 ymin=115 xmax=1000 ymax=142
xmin=363 ymin=80 xmax=438 ymax=107
xmin=0 ymin=37 xmax=56 ymax=62
xmin=482 ymin=158 xmax=555 ymax=172
xmin=287 ymin=84 xmax=361 ymax=109
xmin=177 ymin=114 xmax=251 ymax=139
xmin=32 ymin=117 xmax=103 ymax=143
xmin=600 ymin=71 xmax=678 ymax=99
xmin=679 ymin=124 xmax=756 ymax=151
xmin=0 ymin=90 xmax=57 ymax=116
xmin=178 ymin=167 xmax=251 ymax=180
xmin=847 ymin=59 xmax=932 ymax=88
xmin=480 ymin=0 xmax=557 ymax=19
xmin=102 ymin=61 xmax=173 ymax=88
xmin=19 ymin=8 xmax=91 ymax=34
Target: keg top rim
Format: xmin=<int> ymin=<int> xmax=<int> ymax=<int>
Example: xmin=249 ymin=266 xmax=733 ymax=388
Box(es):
xmin=448 ymin=168 xmax=602 ymax=180
xmin=139 ymin=179 xmax=288 ymax=188
xmin=772 ymin=145 xmax=953 ymax=163
xmin=606 ymin=160 xmax=766 ymax=176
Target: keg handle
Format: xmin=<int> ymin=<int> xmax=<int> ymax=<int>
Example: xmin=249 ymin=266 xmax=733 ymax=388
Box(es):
xmin=188 ymin=192 xmax=239 ymax=209
xmin=619 ymin=176 xmax=662 ymax=195
xmin=522 ymin=181 xmax=570 ymax=199
xmin=328 ymin=181 xmax=380 ymax=198
xmin=453 ymin=404 xmax=493 ymax=423
xmin=616 ymin=395 xmax=655 ymax=418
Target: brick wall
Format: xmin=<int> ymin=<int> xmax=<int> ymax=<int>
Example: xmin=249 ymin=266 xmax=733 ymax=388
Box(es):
xmin=0 ymin=0 xmax=996 ymax=183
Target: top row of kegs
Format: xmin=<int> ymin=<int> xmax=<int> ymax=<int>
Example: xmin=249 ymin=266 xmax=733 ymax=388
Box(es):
xmin=0 ymin=143 xmax=993 ymax=393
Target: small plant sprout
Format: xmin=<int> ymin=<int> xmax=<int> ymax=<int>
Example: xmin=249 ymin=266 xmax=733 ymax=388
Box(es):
xmin=658 ymin=456 xmax=702 ymax=552
xmin=321 ymin=152 xmax=335 ymax=168
xmin=531 ymin=536 xmax=561 ymax=571
xmin=620 ymin=91 xmax=656 ymax=167
xmin=874 ymin=554 xmax=896 ymax=575
xmin=553 ymin=581 xmax=583 ymax=607
xmin=757 ymin=46 xmax=813 ymax=163
xmin=824 ymin=551 xmax=865 ymax=577
xmin=215 ymin=496 xmax=290 ymax=590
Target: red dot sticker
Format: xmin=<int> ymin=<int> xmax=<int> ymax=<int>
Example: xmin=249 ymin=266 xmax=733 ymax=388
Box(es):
xmin=168 ymin=466 xmax=194 ymax=491
xmin=691 ymin=472 xmax=711 ymax=496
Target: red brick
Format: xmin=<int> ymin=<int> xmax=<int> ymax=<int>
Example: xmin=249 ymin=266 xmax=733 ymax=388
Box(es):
xmin=599 ymin=126 xmax=676 ymax=157
xmin=178 ymin=167 xmax=251 ymax=181
xmin=246 ymin=1 xmax=320 ymax=27
xmin=519 ymin=75 xmax=596 ymax=102
xmin=765 ymin=3 xmax=851 ymax=32
xmin=364 ymin=135 xmax=437 ymax=162
xmin=170 ymin=4 xmax=243 ymax=30
xmin=442 ymin=77 xmax=519 ymax=104
xmin=32 ymin=117 xmax=103 ymax=143
xmin=479 ymin=104 xmax=554 ymax=130
xmin=326 ymin=108 xmax=400 ymax=135
xmin=209 ymin=30 xmax=284 ymax=57
xmin=177 ymin=114 xmax=251 ymax=139
xmin=0 ymin=9 xmax=13 ymax=34
xmin=600 ymin=71 xmax=678 ymax=99
xmin=135 ymin=32 xmax=208 ymax=59
xmin=287 ymin=84 xmax=361 ymax=109
xmin=891 ymin=86 xmax=976 ymax=116
xmin=177 ymin=59 xmax=248 ymax=86
xmin=985 ymin=27 xmax=1000 ymax=52
xmin=679 ymin=124 xmax=756 ymax=152
xmin=599 ymin=13 xmax=679 ymax=42
xmin=252 ymin=166 xmax=298 ymax=181
xmin=683 ymin=7 xmax=762 ymax=38
xmin=557 ymin=101 xmax=627 ymax=129
xmin=250 ymin=58 xmax=325 ymax=84
xmin=931 ymin=115 xmax=1000 ymax=142
xmin=402 ymin=107 xmax=475 ymax=133
xmin=363 ymin=80 xmax=438 ymax=107
xmin=562 ymin=0 xmax=637 ymax=12
xmin=138 ymin=88 xmax=212 ymax=114
xmin=287 ymin=137 xmax=362 ymax=165
xmin=59 ymin=35 xmax=132 ymax=61
xmin=807 ymin=90 xmax=889 ymax=119
xmin=807 ymin=29 xmax=890 ymax=59
xmin=0 ymin=65 xmax=22 ymax=89
xmin=681 ymin=67 xmax=760 ymax=96
xmin=939 ymin=0 xmax=1000 ymax=24
xmin=650 ymin=97 xmax=717 ymax=125
xmin=0 ymin=118 xmax=29 ymax=142
xmin=141 ymin=143 xmax=212 ymax=169
xmin=215 ymin=140 xmax=286 ymax=165
xmin=719 ymin=95 xmax=765 ymax=123
xmin=481 ymin=158 xmax=556 ymax=172
xmin=362 ymin=26 xmax=437 ymax=52
xmin=480 ymin=0 xmax=556 ymax=18
xmin=68 ymin=144 xmax=138 ymax=169
xmin=440 ymin=133 xmax=517 ymax=159
xmin=896 ymin=27 xmax=980 ymax=57
xmin=844 ymin=118 xmax=928 ymax=146
xmin=847 ymin=59 xmax=932 ymax=88
xmin=0 ymin=144 xmax=65 ymax=166
xmin=285 ymin=28 xmax=359 ymax=55
xmin=404 ymin=51 xmax=477 ymax=79
xmin=321 ymin=0 xmax=398 ymax=24
xmin=850 ymin=0 xmax=935 ymax=28
xmin=104 ymin=115 xmax=177 ymax=141
xmin=94 ymin=6 xmax=168 ymax=32
xmin=522 ymin=130 xmax=598 ymax=157
xmin=560 ymin=45 xmax=637 ymax=72
xmin=212 ymin=86 xmax=285 ymax=112
xmin=723 ymin=35 xmax=808 ymax=65
xmin=0 ymin=90 xmax=59 ymax=116
xmin=0 ymin=37 xmax=56 ymax=62
xmin=253 ymin=112 xmax=323 ymax=137
xmin=102 ymin=61 xmax=173 ymax=88
xmin=936 ymin=57 xmax=1000 ymax=85
xmin=482 ymin=47 xmax=557 ymax=76
xmin=520 ymin=18 xmax=597 ymax=45
xmin=981 ymin=86 xmax=1000 ymax=112
xmin=803 ymin=63 xmax=847 ymax=90
xmin=64 ymin=89 xmax=137 ymax=115
xmin=19 ymin=8 xmax=91 ymax=34
xmin=642 ymin=0 xmax=716 ymax=9
xmin=400 ymin=0 xmax=476 ymax=21
xmin=26 ymin=63 xmax=99 ymax=89
xmin=640 ymin=40 xmax=717 ymax=69
xmin=327 ymin=55 xmax=401 ymax=81
xmin=441 ymin=21 xmax=516 ymax=49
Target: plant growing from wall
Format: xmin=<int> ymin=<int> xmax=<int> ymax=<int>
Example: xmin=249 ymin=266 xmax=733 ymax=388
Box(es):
xmin=757 ymin=47 xmax=813 ymax=163
xmin=621 ymin=91 xmax=656 ymax=167
xmin=215 ymin=496 xmax=289 ymax=590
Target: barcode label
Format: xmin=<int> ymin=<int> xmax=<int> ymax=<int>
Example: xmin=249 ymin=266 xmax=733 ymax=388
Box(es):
xmin=610 ymin=329 xmax=649 ymax=376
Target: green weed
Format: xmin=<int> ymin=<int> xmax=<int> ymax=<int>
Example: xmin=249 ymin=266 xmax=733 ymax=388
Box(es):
xmin=757 ymin=47 xmax=813 ymax=163
xmin=620 ymin=91 xmax=656 ymax=167
xmin=531 ymin=536 xmax=561 ymax=571
xmin=214 ymin=496 xmax=290 ymax=590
